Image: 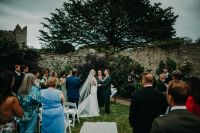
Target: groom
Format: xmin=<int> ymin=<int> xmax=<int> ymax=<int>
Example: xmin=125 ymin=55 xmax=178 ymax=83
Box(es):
xmin=101 ymin=69 xmax=112 ymax=114
xmin=66 ymin=68 xmax=81 ymax=107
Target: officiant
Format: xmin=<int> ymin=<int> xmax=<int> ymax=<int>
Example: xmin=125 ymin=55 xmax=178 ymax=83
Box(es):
xmin=96 ymin=70 xmax=105 ymax=107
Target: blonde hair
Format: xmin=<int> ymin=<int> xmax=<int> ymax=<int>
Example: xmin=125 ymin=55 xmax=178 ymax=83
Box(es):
xmin=18 ymin=73 xmax=35 ymax=95
xmin=47 ymin=77 xmax=57 ymax=88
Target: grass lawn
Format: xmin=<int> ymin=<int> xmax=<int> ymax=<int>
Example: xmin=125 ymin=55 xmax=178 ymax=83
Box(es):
xmin=71 ymin=102 xmax=132 ymax=133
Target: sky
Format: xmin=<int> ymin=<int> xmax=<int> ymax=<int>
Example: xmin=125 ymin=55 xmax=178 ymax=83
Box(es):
xmin=0 ymin=0 xmax=200 ymax=48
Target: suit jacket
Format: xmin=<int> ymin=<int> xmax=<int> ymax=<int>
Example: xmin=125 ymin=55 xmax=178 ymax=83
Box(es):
xmin=102 ymin=76 xmax=112 ymax=95
xmin=151 ymin=109 xmax=200 ymax=133
xmin=12 ymin=72 xmax=23 ymax=94
xmin=129 ymin=86 xmax=167 ymax=133
xmin=66 ymin=76 xmax=81 ymax=99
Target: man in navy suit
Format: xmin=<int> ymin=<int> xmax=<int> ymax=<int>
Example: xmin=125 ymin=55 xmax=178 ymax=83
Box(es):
xmin=66 ymin=69 xmax=81 ymax=107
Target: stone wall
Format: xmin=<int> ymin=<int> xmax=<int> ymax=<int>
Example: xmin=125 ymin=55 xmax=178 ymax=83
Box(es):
xmin=38 ymin=44 xmax=200 ymax=77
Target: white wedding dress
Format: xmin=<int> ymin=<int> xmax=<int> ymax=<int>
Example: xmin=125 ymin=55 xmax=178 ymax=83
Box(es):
xmin=78 ymin=70 xmax=100 ymax=117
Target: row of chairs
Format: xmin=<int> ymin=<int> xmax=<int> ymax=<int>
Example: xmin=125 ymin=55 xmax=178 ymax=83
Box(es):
xmin=38 ymin=102 xmax=80 ymax=133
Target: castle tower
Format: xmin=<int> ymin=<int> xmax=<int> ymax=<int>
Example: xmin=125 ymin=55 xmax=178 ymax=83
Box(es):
xmin=14 ymin=24 xmax=27 ymax=48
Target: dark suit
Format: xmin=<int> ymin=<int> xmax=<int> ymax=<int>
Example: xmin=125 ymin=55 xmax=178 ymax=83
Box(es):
xmin=151 ymin=109 xmax=200 ymax=133
xmin=12 ymin=72 xmax=23 ymax=94
xmin=102 ymin=76 xmax=112 ymax=114
xmin=66 ymin=76 xmax=81 ymax=106
xmin=129 ymin=86 xmax=167 ymax=133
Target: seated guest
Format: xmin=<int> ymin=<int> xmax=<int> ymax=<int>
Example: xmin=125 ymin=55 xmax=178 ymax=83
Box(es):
xmin=186 ymin=77 xmax=200 ymax=117
xmin=129 ymin=72 xmax=167 ymax=133
xmin=172 ymin=70 xmax=182 ymax=81
xmin=41 ymin=77 xmax=65 ymax=133
xmin=0 ymin=71 xmax=24 ymax=133
xmin=18 ymin=73 xmax=41 ymax=133
xmin=151 ymin=80 xmax=200 ymax=133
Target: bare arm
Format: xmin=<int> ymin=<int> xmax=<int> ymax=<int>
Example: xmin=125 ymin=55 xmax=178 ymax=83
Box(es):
xmin=91 ymin=77 xmax=97 ymax=86
xmin=60 ymin=92 xmax=65 ymax=103
xmin=12 ymin=97 xmax=23 ymax=118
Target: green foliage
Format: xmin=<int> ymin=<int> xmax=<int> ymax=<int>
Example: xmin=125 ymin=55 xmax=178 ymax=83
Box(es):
xmin=0 ymin=38 xmax=40 ymax=71
xmin=179 ymin=62 xmax=192 ymax=80
xmin=156 ymin=58 xmax=177 ymax=75
xmin=39 ymin=0 xmax=178 ymax=52
xmin=76 ymin=54 xmax=144 ymax=97
xmin=153 ymin=38 xmax=183 ymax=48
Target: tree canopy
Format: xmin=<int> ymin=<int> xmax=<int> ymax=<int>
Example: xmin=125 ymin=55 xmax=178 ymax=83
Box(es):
xmin=39 ymin=0 xmax=178 ymax=52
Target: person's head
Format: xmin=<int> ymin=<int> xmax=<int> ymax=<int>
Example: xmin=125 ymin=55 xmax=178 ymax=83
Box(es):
xmin=72 ymin=69 xmax=78 ymax=76
xmin=142 ymin=72 xmax=154 ymax=86
xmin=31 ymin=69 xmax=40 ymax=78
xmin=21 ymin=65 xmax=29 ymax=73
xmin=172 ymin=70 xmax=182 ymax=80
xmin=163 ymin=67 xmax=169 ymax=74
xmin=159 ymin=73 xmax=166 ymax=81
xmin=0 ymin=70 xmax=13 ymax=104
xmin=187 ymin=77 xmax=200 ymax=105
xmin=47 ymin=77 xmax=57 ymax=88
xmin=15 ymin=64 xmax=20 ymax=72
xmin=51 ymin=72 xmax=57 ymax=78
xmin=167 ymin=80 xmax=189 ymax=106
xmin=104 ymin=69 xmax=110 ymax=76
xmin=97 ymin=70 xmax=102 ymax=76
xmin=90 ymin=69 xmax=96 ymax=77
xmin=145 ymin=69 xmax=151 ymax=74
xmin=60 ymin=71 xmax=66 ymax=78
xmin=18 ymin=73 xmax=35 ymax=95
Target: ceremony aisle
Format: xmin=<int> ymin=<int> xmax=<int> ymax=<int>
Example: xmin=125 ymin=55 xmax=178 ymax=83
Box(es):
xmin=72 ymin=102 xmax=132 ymax=133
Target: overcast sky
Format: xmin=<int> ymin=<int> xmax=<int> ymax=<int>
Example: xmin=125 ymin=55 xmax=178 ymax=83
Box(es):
xmin=0 ymin=0 xmax=200 ymax=48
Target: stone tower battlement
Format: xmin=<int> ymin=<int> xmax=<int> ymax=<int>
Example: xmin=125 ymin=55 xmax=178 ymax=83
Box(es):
xmin=0 ymin=24 xmax=27 ymax=48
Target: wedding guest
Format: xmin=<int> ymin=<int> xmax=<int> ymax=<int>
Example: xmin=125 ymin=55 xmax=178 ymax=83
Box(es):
xmin=40 ymin=69 xmax=49 ymax=89
xmin=0 ymin=70 xmax=24 ymax=133
xmin=66 ymin=69 xmax=81 ymax=107
xmin=50 ymin=72 xmax=58 ymax=86
xmin=96 ymin=70 xmax=104 ymax=107
xmin=31 ymin=69 xmax=41 ymax=88
xmin=172 ymin=70 xmax=182 ymax=81
xmin=18 ymin=73 xmax=41 ymax=133
xmin=151 ymin=80 xmax=200 ymax=133
xmin=41 ymin=77 xmax=65 ymax=133
xmin=146 ymin=69 xmax=156 ymax=88
xmin=20 ymin=65 xmax=29 ymax=80
xmin=129 ymin=72 xmax=167 ymax=133
xmin=186 ymin=77 xmax=200 ymax=117
xmin=12 ymin=64 xmax=23 ymax=94
xmin=156 ymin=74 xmax=167 ymax=94
xmin=59 ymin=72 xmax=67 ymax=101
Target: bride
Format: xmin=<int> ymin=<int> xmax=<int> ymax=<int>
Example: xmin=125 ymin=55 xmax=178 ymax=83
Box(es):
xmin=78 ymin=69 xmax=99 ymax=117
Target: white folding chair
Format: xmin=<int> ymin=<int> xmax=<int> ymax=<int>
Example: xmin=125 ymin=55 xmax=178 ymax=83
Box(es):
xmin=64 ymin=102 xmax=80 ymax=127
xmin=64 ymin=112 xmax=72 ymax=133
xmin=38 ymin=107 xmax=43 ymax=133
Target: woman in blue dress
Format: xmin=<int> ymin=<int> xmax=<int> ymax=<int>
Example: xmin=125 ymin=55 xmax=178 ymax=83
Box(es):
xmin=41 ymin=77 xmax=65 ymax=133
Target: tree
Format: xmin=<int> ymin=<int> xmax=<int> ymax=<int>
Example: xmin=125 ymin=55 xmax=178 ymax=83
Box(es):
xmin=39 ymin=0 xmax=178 ymax=52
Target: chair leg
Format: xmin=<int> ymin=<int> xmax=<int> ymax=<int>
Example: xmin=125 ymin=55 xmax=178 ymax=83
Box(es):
xmin=68 ymin=124 xmax=71 ymax=133
xmin=72 ymin=114 xmax=75 ymax=127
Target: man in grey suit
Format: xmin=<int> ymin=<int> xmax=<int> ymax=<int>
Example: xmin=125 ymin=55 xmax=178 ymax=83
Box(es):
xmin=151 ymin=80 xmax=200 ymax=133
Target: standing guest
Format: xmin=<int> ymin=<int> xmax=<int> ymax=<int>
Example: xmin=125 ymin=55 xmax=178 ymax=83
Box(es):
xmin=20 ymin=65 xmax=29 ymax=80
xmin=0 ymin=70 xmax=24 ymax=133
xmin=66 ymin=69 xmax=81 ymax=107
xmin=128 ymin=70 xmax=138 ymax=95
xmin=186 ymin=77 xmax=200 ymax=117
xmin=12 ymin=64 xmax=23 ymax=94
xmin=163 ymin=67 xmax=172 ymax=84
xmin=156 ymin=74 xmax=167 ymax=94
xmin=50 ymin=72 xmax=58 ymax=87
xmin=101 ymin=69 xmax=112 ymax=114
xmin=129 ymin=73 xmax=167 ymax=133
xmin=96 ymin=70 xmax=104 ymax=107
xmin=172 ymin=70 xmax=182 ymax=81
xmin=151 ymin=80 xmax=200 ymax=133
xmin=59 ymin=72 xmax=67 ymax=101
xmin=41 ymin=77 xmax=65 ymax=133
xmin=40 ymin=69 xmax=49 ymax=89
xmin=31 ymin=69 xmax=41 ymax=88
xmin=18 ymin=73 xmax=41 ymax=133
xmin=146 ymin=69 xmax=156 ymax=88
xmin=67 ymin=70 xmax=72 ymax=78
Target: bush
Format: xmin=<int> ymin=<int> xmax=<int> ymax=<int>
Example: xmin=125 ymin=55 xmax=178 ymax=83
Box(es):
xmin=75 ymin=54 xmax=144 ymax=98
xmin=156 ymin=58 xmax=177 ymax=75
